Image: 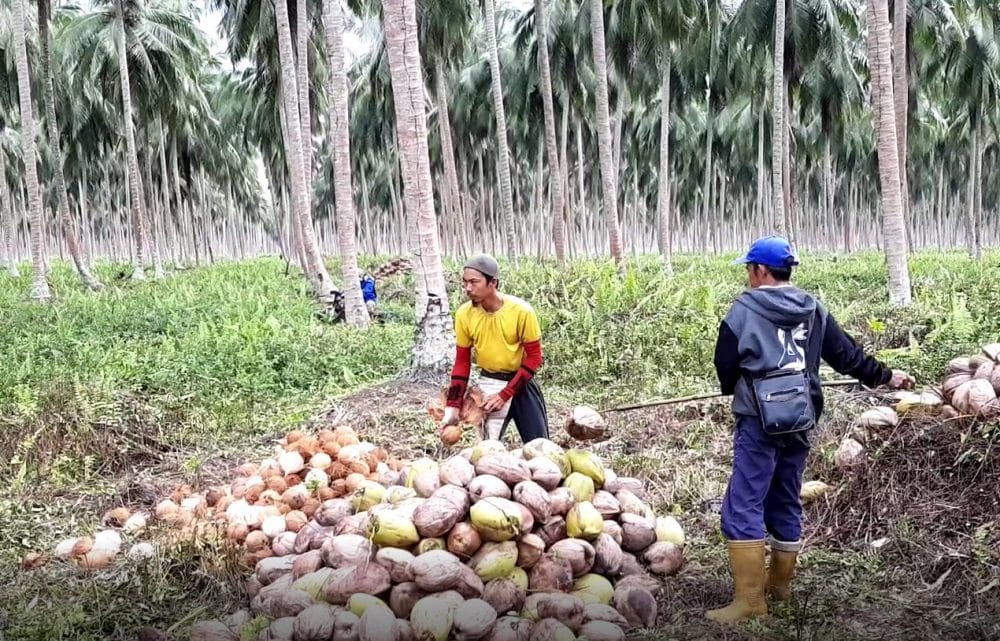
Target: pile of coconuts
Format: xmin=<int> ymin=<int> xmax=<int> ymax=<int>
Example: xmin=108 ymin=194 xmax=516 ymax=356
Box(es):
xmin=835 ymin=343 xmax=1000 ymax=470
xmin=188 ymin=435 xmax=687 ymax=641
xmin=36 ymin=425 xmax=405 ymax=571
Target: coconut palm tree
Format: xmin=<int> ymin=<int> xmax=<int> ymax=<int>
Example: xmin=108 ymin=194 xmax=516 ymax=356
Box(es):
xmin=37 ymin=0 xmax=102 ymax=290
xmin=326 ymin=0 xmax=369 ymax=327
xmin=381 ymin=0 xmax=454 ymax=372
xmin=588 ymin=0 xmax=623 ymax=263
xmin=12 ymin=0 xmax=51 ymax=299
xmin=868 ymin=0 xmax=912 ymax=306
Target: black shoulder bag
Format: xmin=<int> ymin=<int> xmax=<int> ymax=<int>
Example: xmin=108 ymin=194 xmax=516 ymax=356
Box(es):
xmin=748 ymin=310 xmax=825 ymax=435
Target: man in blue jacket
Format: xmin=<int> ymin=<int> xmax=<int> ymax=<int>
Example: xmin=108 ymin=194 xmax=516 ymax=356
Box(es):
xmin=706 ymin=235 xmax=915 ymax=623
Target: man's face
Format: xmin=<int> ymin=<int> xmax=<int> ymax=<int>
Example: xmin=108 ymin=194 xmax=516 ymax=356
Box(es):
xmin=462 ymin=268 xmax=495 ymax=303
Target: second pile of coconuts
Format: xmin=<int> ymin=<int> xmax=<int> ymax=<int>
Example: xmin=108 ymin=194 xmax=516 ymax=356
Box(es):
xmin=191 ymin=437 xmax=686 ymax=641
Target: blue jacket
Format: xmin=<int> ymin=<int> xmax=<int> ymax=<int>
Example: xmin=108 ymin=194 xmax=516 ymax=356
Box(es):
xmin=713 ymin=285 xmax=891 ymax=421
xmin=360 ymin=276 xmax=376 ymax=303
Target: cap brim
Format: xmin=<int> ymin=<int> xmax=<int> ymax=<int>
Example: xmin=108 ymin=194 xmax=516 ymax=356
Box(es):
xmin=732 ymin=255 xmax=751 ymax=265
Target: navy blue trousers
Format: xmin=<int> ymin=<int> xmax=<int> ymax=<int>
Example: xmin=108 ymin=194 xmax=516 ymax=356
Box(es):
xmin=721 ymin=415 xmax=811 ymax=543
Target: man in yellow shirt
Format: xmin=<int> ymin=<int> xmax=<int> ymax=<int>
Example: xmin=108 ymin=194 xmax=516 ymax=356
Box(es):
xmin=440 ymin=255 xmax=549 ymax=443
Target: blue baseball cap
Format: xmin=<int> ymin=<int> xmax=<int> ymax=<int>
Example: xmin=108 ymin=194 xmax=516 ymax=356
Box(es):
xmin=733 ymin=235 xmax=800 ymax=268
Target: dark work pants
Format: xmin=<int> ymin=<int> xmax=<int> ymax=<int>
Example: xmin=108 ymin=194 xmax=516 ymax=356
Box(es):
xmin=721 ymin=414 xmax=811 ymax=545
xmin=485 ymin=377 xmax=549 ymax=443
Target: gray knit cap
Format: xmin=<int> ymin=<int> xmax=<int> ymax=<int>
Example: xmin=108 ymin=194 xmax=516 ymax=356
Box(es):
xmin=463 ymin=254 xmax=500 ymax=280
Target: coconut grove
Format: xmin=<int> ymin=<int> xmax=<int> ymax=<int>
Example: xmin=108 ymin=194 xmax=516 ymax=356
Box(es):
xmin=1 ymin=0 xmax=999 ymax=640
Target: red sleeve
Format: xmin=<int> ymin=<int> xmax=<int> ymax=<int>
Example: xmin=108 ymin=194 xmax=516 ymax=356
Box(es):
xmin=499 ymin=340 xmax=542 ymax=401
xmin=446 ymin=345 xmax=472 ymax=408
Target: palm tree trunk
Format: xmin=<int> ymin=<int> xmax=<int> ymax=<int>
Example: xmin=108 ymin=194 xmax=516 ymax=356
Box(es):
xmin=656 ymin=56 xmax=673 ymax=271
xmin=0 ymin=145 xmax=20 ymax=277
xmin=382 ymin=0 xmax=454 ymax=373
xmin=434 ymin=57 xmax=467 ymax=258
xmin=296 ymin=0 xmax=312 ymax=214
xmin=772 ymin=0 xmax=786 ymax=235
xmin=589 ymin=0 xmax=624 ymax=263
xmin=482 ymin=0 xmax=517 ymax=256
xmin=535 ymin=0 xmax=565 ymax=264
xmin=275 ymin=0 xmax=338 ymax=309
xmin=868 ymin=0 xmax=911 ymax=306
xmin=326 ymin=0 xmax=369 ymax=328
xmin=141 ymin=135 xmax=164 ymax=278
xmin=892 ymin=0 xmax=909 ymax=242
xmin=38 ymin=0 xmax=102 ymax=290
xmin=13 ymin=0 xmax=51 ymax=299
xmin=115 ymin=0 xmax=149 ymax=280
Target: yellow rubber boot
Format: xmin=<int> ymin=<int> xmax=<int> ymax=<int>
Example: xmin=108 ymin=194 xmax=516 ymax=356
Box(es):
xmin=705 ymin=540 xmax=768 ymax=623
xmin=767 ymin=550 xmax=797 ymax=602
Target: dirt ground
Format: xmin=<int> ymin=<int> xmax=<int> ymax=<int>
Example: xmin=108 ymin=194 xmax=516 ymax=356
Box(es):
xmin=6 ymin=379 xmax=1000 ymax=641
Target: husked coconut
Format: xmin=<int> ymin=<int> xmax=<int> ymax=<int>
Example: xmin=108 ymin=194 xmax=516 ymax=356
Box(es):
xmin=292 ymin=549 xmax=323 ymax=579
xmin=470 ymin=542 xmax=519 ymax=581
xmin=858 ymin=406 xmax=899 ymax=428
xmin=616 ymin=573 xmax=662 ymax=597
xmin=413 ymin=497 xmax=465 ymax=539
xmin=487 ymin=616 xmax=532 ymax=641
xmin=516 ymin=534 xmax=546 ymax=569
xmin=441 ymin=456 xmax=476 ymax=487
xmin=835 ymin=438 xmax=865 ymax=470
xmin=536 ymin=516 xmax=567 ymax=548
xmin=416 ymin=538 xmax=447 ymax=555
xmin=293 ymin=604 xmax=337 ymax=641
xmin=612 ymin=585 xmax=656 ymax=629
xmin=482 ymin=578 xmax=526 ymax=615
xmin=469 ymin=475 xmax=512 ymax=501
xmin=576 ymin=621 xmax=625 ymax=641
xmin=315 ymin=499 xmax=353 ymax=527
xmin=453 ymin=599 xmax=497 ymax=641
xmin=389 ymin=582 xmax=427 ymax=619
xmin=582 ymin=604 xmax=630 ymax=629
xmin=591 ymin=533 xmax=623 ymax=576
xmin=333 ymin=610 xmax=360 ymax=641
xmin=434 ymin=485 xmax=472 ymax=512
xmin=410 ymin=550 xmax=466 ymax=592
xmin=453 ymin=563 xmax=487 ymax=599
xmin=529 ymin=554 xmax=574 ymax=592
xmin=591 ymin=491 xmax=620 ymax=519
xmin=528 ymin=619 xmax=576 ymax=641
xmin=643 ymin=541 xmax=684 ymax=576
xmin=536 ymin=594 xmax=585 ymax=631
xmin=947 ymin=356 xmax=973 ymax=374
xmin=547 ymin=488 xmax=575 ymax=517
xmin=565 ymin=406 xmax=607 ymax=441
xmin=256 ymin=555 xmax=295 ymax=585
xmin=619 ymin=514 xmax=656 ymax=553
xmin=548 ymin=539 xmax=595 ymax=577
xmin=397 ymin=619 xmax=416 ymax=641
xmin=961 ymin=379 xmax=997 ymax=415
xmin=602 ymin=520 xmax=622 ymax=545
xmin=527 ymin=457 xmax=563 ymax=491
xmin=470 ymin=498 xmax=523 ymax=542
xmin=447 ymin=522 xmax=483 ymax=559
xmin=982 ymin=343 xmax=1000 ymax=363
xmin=513 ymin=481 xmax=551 ymax=522
xmin=358 ymin=605 xmax=396 ymax=641
xmin=616 ymin=553 xmax=645 ymax=578
xmin=409 ymin=595 xmax=456 ymax=641
xmin=321 ymin=534 xmax=374 ymax=568
xmin=377 ymin=547 xmax=416 ymax=583
xmin=475 ymin=454 xmax=531 ymax=486
xmin=943 ymin=373 xmax=973 ymax=400
xmin=322 ymin=564 xmax=392 ymax=605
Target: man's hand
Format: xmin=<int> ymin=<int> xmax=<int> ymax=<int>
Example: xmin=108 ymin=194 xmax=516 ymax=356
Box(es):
xmin=888 ymin=369 xmax=916 ymax=390
xmin=482 ymin=394 xmax=507 ymax=413
xmin=440 ymin=406 xmax=460 ymax=428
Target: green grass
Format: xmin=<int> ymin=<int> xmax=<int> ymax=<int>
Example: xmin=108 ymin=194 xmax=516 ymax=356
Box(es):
xmin=1 ymin=250 xmax=999 ymax=641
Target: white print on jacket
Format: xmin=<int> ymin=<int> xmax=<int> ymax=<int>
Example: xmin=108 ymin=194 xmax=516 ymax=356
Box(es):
xmin=776 ymin=323 xmax=808 ymax=371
